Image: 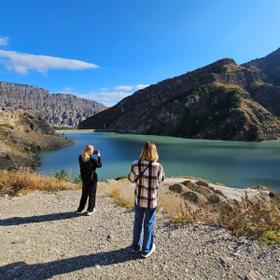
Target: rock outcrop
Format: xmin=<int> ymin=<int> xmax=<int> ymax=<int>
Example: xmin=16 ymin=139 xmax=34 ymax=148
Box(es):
xmin=0 ymin=82 xmax=107 ymax=128
xmin=0 ymin=109 xmax=72 ymax=169
xmin=79 ymin=56 xmax=280 ymax=141
xmin=244 ymin=47 xmax=280 ymax=86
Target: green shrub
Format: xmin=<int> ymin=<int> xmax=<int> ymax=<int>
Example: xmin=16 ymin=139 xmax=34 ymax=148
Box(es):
xmin=73 ymin=175 xmax=82 ymax=185
xmin=260 ymin=229 xmax=280 ymax=245
xmin=54 ymin=169 xmax=72 ymax=182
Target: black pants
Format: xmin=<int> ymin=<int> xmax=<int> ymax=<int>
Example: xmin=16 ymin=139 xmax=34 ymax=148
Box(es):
xmin=78 ymin=175 xmax=98 ymax=212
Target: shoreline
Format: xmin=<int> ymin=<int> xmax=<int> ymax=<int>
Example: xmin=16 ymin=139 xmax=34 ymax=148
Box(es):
xmin=56 ymin=128 xmax=280 ymax=143
xmin=56 ymin=129 xmax=96 ymax=134
xmin=43 ymin=131 xmax=280 ymax=192
xmin=34 ymin=137 xmax=74 ymax=169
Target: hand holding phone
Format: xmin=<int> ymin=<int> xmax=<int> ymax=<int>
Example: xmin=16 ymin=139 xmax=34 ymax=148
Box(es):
xmin=93 ymin=150 xmax=101 ymax=157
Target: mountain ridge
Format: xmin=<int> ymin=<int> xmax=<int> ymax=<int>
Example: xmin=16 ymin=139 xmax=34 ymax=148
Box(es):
xmin=79 ymin=54 xmax=280 ymax=141
xmin=0 ymin=81 xmax=107 ymax=128
xmin=243 ymin=47 xmax=280 ymax=86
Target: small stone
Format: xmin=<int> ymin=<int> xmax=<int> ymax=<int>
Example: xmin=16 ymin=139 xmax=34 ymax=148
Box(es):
xmin=168 ymin=232 xmax=175 ymax=239
xmin=218 ymin=257 xmax=230 ymax=270
xmin=11 ymin=240 xmax=26 ymax=244
xmin=257 ymin=252 xmax=267 ymax=259
xmin=244 ymin=270 xmax=262 ymax=280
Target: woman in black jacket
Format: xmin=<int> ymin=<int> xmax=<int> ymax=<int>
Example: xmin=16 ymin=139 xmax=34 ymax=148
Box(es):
xmin=77 ymin=144 xmax=102 ymax=216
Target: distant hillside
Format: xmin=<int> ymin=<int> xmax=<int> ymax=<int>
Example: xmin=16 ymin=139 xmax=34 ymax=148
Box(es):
xmin=79 ymin=57 xmax=280 ymax=141
xmin=244 ymin=47 xmax=280 ymax=86
xmin=0 ymin=109 xmax=72 ymax=169
xmin=243 ymin=48 xmax=280 ymax=118
xmin=0 ymin=82 xmax=107 ymax=128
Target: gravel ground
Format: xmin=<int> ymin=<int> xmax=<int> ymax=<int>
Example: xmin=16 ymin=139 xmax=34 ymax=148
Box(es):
xmin=0 ymin=187 xmax=280 ymax=280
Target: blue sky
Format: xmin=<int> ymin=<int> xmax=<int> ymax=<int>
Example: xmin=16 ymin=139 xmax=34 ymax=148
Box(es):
xmin=0 ymin=0 xmax=280 ymax=106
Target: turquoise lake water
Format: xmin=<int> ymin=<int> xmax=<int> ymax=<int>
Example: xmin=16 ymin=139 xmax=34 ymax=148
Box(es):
xmin=37 ymin=132 xmax=280 ymax=191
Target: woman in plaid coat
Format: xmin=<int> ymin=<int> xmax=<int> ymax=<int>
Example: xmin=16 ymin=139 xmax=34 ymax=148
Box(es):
xmin=128 ymin=141 xmax=165 ymax=258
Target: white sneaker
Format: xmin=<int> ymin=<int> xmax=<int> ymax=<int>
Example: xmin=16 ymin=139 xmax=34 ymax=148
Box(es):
xmin=142 ymin=243 xmax=156 ymax=258
xmin=86 ymin=208 xmax=96 ymax=216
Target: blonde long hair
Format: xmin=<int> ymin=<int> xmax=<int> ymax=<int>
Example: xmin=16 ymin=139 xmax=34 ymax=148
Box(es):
xmin=81 ymin=145 xmax=94 ymax=162
xmin=139 ymin=141 xmax=159 ymax=162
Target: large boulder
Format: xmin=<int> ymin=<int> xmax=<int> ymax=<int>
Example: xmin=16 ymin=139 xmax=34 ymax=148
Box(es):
xmin=182 ymin=191 xmax=199 ymax=203
xmin=169 ymin=183 xmax=190 ymax=194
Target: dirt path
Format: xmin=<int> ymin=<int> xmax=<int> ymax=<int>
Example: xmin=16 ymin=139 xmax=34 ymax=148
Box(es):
xmin=0 ymin=187 xmax=279 ymax=280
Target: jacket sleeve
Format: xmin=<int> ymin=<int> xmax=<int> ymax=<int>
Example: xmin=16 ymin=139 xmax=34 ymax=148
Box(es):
xmin=128 ymin=163 xmax=137 ymax=183
xmin=158 ymin=164 xmax=165 ymax=183
xmin=93 ymin=157 xmax=102 ymax=168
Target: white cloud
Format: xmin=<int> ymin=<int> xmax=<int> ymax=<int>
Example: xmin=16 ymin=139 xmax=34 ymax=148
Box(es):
xmin=57 ymin=83 xmax=150 ymax=107
xmin=114 ymin=85 xmax=133 ymax=91
xmin=59 ymin=87 xmax=76 ymax=94
xmin=114 ymin=84 xmax=149 ymax=91
xmin=0 ymin=50 xmax=98 ymax=74
xmin=0 ymin=36 xmax=9 ymax=46
xmin=81 ymin=91 xmax=132 ymax=107
xmin=98 ymin=91 xmax=131 ymax=100
xmin=135 ymin=84 xmax=149 ymax=90
xmin=58 ymin=87 xmax=132 ymax=107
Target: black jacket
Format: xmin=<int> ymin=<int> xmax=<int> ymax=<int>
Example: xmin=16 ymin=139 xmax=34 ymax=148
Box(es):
xmin=79 ymin=155 xmax=102 ymax=181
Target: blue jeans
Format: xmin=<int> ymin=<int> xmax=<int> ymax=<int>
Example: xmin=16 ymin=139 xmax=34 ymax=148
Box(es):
xmin=132 ymin=205 xmax=156 ymax=253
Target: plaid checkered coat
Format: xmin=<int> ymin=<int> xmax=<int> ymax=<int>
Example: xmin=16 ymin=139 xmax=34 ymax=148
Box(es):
xmin=128 ymin=160 xmax=165 ymax=208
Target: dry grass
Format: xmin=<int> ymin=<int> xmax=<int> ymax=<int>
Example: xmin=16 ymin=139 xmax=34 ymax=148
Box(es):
xmin=6 ymin=171 xmax=273 ymax=244
xmin=100 ymin=180 xmax=213 ymax=224
xmin=101 ymin=181 xmax=134 ymax=209
xmin=158 ymin=192 xmax=192 ymax=223
xmin=0 ymin=169 xmax=80 ymax=196
xmin=218 ymin=197 xmax=280 ymax=238
xmin=110 ymin=188 xmax=134 ymax=208
xmin=101 ymin=179 xmax=280 ymax=244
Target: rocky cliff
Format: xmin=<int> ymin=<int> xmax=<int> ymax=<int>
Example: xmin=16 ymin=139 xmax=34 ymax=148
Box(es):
xmin=0 ymin=109 xmax=72 ymax=169
xmin=244 ymin=47 xmax=280 ymax=86
xmin=79 ymin=57 xmax=280 ymax=141
xmin=0 ymin=82 xmax=107 ymax=128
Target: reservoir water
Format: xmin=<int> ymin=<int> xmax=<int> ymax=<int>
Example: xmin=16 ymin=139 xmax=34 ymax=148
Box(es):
xmin=37 ymin=131 xmax=280 ymax=191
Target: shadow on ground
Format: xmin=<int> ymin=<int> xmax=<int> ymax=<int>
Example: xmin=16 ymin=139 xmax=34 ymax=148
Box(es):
xmin=0 ymin=211 xmax=82 ymax=226
xmin=0 ymin=247 xmax=141 ymax=280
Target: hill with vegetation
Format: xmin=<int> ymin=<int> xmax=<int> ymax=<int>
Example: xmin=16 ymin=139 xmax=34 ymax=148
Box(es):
xmin=79 ymin=50 xmax=280 ymax=141
xmin=0 ymin=109 xmax=72 ymax=169
xmin=244 ymin=47 xmax=280 ymax=86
